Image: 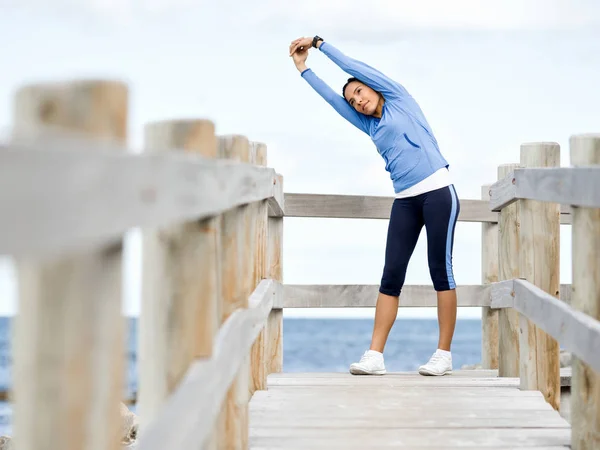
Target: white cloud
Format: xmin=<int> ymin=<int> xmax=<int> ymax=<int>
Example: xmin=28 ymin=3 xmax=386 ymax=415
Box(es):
xmin=266 ymin=0 xmax=599 ymax=30
xmin=5 ymin=0 xmax=600 ymax=32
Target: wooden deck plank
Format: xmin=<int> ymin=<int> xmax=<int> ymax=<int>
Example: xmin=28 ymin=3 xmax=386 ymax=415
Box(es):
xmin=250 ymin=429 xmax=571 ymax=448
xmin=250 ymin=414 xmax=570 ymax=429
xmin=251 ymin=446 xmax=570 ymax=450
xmin=258 ymin=385 xmax=545 ymax=397
xmin=249 ymin=372 xmax=571 ymax=449
xmin=268 ymin=369 xmax=573 ymax=386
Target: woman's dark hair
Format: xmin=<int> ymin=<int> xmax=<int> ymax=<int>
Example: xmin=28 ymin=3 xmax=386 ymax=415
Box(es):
xmin=342 ymin=77 xmax=361 ymax=99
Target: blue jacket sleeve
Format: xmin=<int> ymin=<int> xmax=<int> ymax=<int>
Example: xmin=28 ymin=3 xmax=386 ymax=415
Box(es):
xmin=319 ymin=42 xmax=408 ymax=101
xmin=301 ymin=68 xmax=370 ymax=134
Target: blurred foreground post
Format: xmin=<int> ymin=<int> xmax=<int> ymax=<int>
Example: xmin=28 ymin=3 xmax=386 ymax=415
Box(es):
xmin=12 ymin=80 xmax=128 ymax=450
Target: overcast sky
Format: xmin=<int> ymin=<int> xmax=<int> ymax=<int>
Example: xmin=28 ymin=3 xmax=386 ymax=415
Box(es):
xmin=1 ymin=1 xmax=599 ymax=318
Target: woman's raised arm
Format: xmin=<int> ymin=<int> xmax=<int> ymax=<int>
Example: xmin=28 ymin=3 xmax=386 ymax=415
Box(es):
xmin=290 ymin=39 xmax=369 ymax=133
xmin=290 ymin=36 xmax=409 ymax=101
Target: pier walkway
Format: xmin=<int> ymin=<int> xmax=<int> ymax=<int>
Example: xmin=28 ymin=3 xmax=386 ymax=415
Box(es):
xmin=250 ymin=371 xmax=572 ymax=449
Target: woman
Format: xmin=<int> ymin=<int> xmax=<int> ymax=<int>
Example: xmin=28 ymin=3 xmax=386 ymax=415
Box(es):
xmin=289 ymin=36 xmax=460 ymax=376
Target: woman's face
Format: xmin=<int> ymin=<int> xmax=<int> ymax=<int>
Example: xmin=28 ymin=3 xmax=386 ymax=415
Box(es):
xmin=343 ymin=81 xmax=380 ymax=115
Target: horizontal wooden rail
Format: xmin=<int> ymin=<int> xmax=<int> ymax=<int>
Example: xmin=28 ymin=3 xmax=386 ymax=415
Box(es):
xmin=490 ymin=279 xmax=600 ymax=373
xmin=0 ymin=140 xmax=284 ymax=257
xmin=282 ymin=193 xmax=497 ymax=222
xmin=138 ymin=279 xmax=280 ymax=450
xmin=282 ymin=283 xmax=572 ymax=308
xmin=489 ymin=167 xmax=600 ymax=212
xmin=280 ymin=193 xmax=572 ymax=224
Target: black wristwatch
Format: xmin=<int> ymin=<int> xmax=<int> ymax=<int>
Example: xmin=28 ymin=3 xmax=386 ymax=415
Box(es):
xmin=312 ymin=35 xmax=323 ymax=48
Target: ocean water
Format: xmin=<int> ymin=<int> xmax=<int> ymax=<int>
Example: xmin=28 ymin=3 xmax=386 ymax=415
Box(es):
xmin=0 ymin=316 xmax=482 ymax=435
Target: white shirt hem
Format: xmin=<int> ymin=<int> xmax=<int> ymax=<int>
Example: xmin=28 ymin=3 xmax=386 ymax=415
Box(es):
xmin=395 ymin=168 xmax=452 ymax=199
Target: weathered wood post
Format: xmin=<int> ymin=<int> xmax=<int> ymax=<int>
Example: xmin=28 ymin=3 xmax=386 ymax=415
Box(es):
xmin=569 ymin=134 xmax=600 ymax=449
xmin=497 ymin=163 xmax=521 ymax=377
xmin=266 ymin=174 xmax=284 ymax=374
xmin=12 ymin=80 xmax=128 ymax=450
xmin=481 ymin=185 xmax=499 ymax=369
xmin=138 ymin=120 xmax=221 ymax=435
xmin=218 ymin=135 xmax=252 ymax=449
xmin=250 ymin=142 xmax=269 ymax=394
xmin=518 ymin=142 xmax=561 ymax=410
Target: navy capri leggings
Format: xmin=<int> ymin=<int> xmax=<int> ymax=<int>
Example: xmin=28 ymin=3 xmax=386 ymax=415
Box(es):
xmin=380 ymin=185 xmax=460 ymax=296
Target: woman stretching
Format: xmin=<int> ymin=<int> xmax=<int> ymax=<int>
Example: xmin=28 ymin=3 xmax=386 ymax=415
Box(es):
xmin=289 ymin=36 xmax=460 ymax=376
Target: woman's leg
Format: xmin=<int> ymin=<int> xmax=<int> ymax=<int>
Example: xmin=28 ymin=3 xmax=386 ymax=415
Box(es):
xmin=369 ymin=292 xmax=400 ymax=353
xmin=419 ymin=184 xmax=460 ymax=375
xmin=350 ymin=197 xmax=423 ymax=375
xmin=372 ymin=197 xmax=424 ymax=352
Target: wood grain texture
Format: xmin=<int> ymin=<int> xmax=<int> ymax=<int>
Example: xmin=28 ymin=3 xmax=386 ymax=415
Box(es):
xmin=267 ymin=174 xmax=285 ymax=217
xmin=249 ymin=372 xmax=571 ymax=449
xmin=219 ymin=135 xmax=252 ymax=450
xmin=137 ymin=279 xmax=277 ymax=450
xmin=282 ymin=193 xmax=498 ymax=222
xmin=137 ymin=119 xmax=220 ymax=429
xmin=569 ymin=133 xmax=600 ymax=450
xmin=250 ymin=142 xmax=269 ymax=395
xmin=490 ymin=280 xmax=516 ymax=309
xmin=0 ymin=139 xmax=279 ymax=258
xmin=12 ymin=80 xmax=127 ymax=450
xmin=518 ymin=142 xmax=561 ymax=411
xmin=497 ymin=163 xmax=521 ymax=378
xmin=492 ymin=279 xmax=600 ymax=373
xmin=282 ymin=284 xmax=491 ymax=308
xmin=489 ymin=170 xmax=518 ymax=212
xmin=266 ymin=177 xmax=284 ymax=374
xmin=510 ymin=280 xmax=600 ymax=373
xmin=514 ymin=166 xmax=600 ymax=209
xmin=481 ymin=185 xmax=499 ymax=369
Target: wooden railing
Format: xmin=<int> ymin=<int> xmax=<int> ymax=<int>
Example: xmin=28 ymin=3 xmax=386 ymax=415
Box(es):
xmin=1 ymin=80 xmax=284 ymax=450
xmin=1 ymin=78 xmax=598 ymax=450
xmin=488 ymin=139 xmax=600 ymax=449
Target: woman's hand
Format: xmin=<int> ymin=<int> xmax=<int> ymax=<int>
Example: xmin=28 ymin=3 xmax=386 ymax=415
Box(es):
xmin=291 ymin=46 xmax=309 ymax=71
xmin=289 ymin=37 xmax=314 ymax=72
xmin=289 ymin=37 xmax=314 ymax=56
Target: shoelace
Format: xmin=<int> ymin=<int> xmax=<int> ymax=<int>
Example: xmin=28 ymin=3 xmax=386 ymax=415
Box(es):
xmin=427 ymin=353 xmax=444 ymax=365
xmin=360 ymin=352 xmax=380 ymax=363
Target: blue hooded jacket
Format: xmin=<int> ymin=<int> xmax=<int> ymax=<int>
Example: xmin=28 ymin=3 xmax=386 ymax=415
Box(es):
xmin=301 ymin=41 xmax=449 ymax=194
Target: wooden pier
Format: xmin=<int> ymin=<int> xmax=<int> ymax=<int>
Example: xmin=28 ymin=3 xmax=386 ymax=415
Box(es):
xmin=250 ymin=371 xmax=571 ymax=449
xmin=0 ymin=80 xmax=599 ymax=449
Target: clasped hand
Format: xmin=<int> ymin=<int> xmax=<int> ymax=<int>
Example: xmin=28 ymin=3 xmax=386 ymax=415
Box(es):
xmin=289 ymin=37 xmax=313 ymax=68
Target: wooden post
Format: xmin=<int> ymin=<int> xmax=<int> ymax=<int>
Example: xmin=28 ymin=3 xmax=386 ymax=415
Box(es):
xmin=569 ymin=134 xmax=600 ymax=449
xmin=12 ymin=80 xmax=128 ymax=450
xmin=481 ymin=185 xmax=499 ymax=369
xmin=218 ymin=135 xmax=252 ymax=450
xmin=518 ymin=142 xmax=560 ymax=411
xmin=497 ymin=163 xmax=521 ymax=377
xmin=138 ymin=120 xmax=220 ymax=431
xmin=266 ymin=174 xmax=284 ymax=374
xmin=250 ymin=142 xmax=269 ymax=394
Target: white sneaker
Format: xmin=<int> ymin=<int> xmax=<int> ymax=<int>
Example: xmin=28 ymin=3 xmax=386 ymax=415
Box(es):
xmin=349 ymin=350 xmax=386 ymax=375
xmin=418 ymin=349 xmax=453 ymax=376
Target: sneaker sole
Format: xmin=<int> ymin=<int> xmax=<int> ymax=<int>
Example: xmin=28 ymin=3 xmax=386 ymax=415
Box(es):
xmin=418 ymin=368 xmax=452 ymax=376
xmin=349 ymin=367 xmax=387 ymax=376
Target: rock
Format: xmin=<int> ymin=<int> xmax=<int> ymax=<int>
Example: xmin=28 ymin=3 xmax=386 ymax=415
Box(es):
xmin=560 ymin=350 xmax=572 ymax=368
xmin=0 ymin=436 xmax=13 ymax=450
xmin=120 ymin=402 xmax=139 ymax=445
